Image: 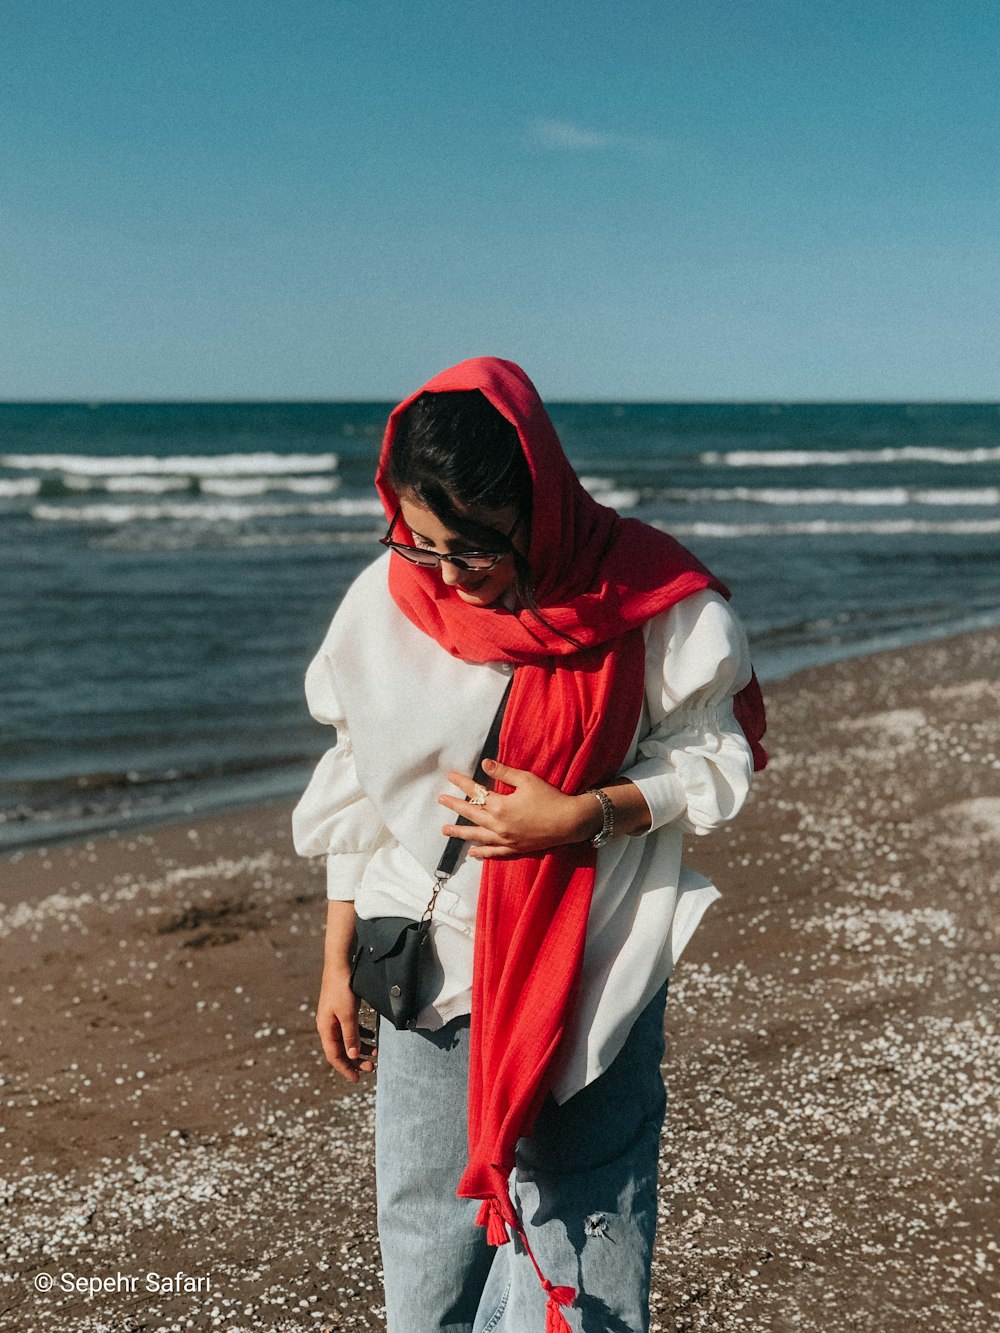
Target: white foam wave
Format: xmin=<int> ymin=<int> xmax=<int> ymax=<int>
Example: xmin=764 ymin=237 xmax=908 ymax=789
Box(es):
xmin=12 ymin=473 xmax=343 ymax=497
xmin=31 ymin=497 xmax=383 ymax=524
xmin=578 ymin=477 xmax=640 ymax=508
xmin=199 ymin=476 xmax=341 ymax=497
xmin=0 ymin=478 xmax=41 ymax=498
xmin=916 ymin=488 xmax=1000 ymax=506
xmin=2 ymin=451 xmax=339 ymax=476
xmin=657 ymin=518 xmax=1000 ymax=538
xmin=671 ymin=486 xmax=1000 ymax=506
xmin=592 ymin=488 xmax=641 ymax=509
xmin=700 ymin=446 xmax=1000 ymax=467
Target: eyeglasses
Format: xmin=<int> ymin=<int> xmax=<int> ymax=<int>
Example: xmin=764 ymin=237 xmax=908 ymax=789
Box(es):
xmin=380 ymin=507 xmax=521 ymax=572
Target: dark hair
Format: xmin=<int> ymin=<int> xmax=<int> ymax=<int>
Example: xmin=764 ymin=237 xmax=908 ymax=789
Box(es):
xmin=388 ymin=389 xmax=539 ymax=612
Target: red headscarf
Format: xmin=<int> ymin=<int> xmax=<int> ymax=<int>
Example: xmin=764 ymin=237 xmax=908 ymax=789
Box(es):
xmin=376 ymin=357 xmax=766 ymax=1328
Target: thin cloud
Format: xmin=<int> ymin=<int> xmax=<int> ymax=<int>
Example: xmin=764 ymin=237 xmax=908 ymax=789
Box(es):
xmin=528 ymin=118 xmax=667 ymax=153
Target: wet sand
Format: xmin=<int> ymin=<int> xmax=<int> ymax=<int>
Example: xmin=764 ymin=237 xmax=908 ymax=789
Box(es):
xmin=2 ymin=629 xmax=998 ymax=1332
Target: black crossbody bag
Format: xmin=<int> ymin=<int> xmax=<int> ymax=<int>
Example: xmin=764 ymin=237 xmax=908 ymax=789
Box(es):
xmin=350 ymin=676 xmax=513 ymax=1031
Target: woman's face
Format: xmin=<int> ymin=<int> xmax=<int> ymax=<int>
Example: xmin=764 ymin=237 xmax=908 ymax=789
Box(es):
xmin=397 ymin=493 xmax=529 ymax=608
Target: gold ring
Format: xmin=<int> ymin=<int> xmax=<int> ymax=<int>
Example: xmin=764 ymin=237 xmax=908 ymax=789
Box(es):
xmin=468 ymin=783 xmax=489 ymax=807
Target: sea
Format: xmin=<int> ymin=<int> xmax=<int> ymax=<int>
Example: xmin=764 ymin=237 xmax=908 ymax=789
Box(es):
xmin=2 ymin=401 xmax=998 ymax=852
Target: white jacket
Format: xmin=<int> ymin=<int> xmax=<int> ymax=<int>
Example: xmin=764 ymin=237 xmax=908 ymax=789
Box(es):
xmin=293 ymin=552 xmax=754 ymax=1103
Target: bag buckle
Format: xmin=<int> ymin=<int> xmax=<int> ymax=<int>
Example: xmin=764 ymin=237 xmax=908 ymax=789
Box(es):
xmin=420 ymin=870 xmax=450 ymax=924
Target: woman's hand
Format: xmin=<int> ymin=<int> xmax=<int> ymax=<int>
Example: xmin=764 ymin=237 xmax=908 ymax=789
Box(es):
xmin=317 ymin=899 xmax=376 ymax=1082
xmin=438 ymin=758 xmax=601 ymax=859
xmin=316 ymin=963 xmax=377 ymax=1082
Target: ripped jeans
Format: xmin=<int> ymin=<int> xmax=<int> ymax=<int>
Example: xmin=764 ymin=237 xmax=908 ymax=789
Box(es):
xmin=373 ymin=979 xmax=668 ymax=1333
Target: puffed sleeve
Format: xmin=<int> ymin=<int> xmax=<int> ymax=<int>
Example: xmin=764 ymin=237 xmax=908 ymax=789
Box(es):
xmin=291 ymin=647 xmax=388 ymax=900
xmin=622 ymin=589 xmax=755 ymax=836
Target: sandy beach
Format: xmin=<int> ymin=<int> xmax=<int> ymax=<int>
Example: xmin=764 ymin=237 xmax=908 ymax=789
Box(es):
xmin=2 ymin=628 xmax=998 ymax=1333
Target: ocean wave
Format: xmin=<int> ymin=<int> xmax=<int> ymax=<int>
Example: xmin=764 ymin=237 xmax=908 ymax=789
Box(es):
xmin=700 ymin=446 xmax=1000 ymax=468
xmin=31 ymin=491 xmax=642 ymax=527
xmin=0 ymin=478 xmax=41 ymax=498
xmin=1 ymin=451 xmax=339 ymax=476
xmin=213 ymin=528 xmax=379 ymax=548
xmin=199 ymin=475 xmax=342 ymax=496
xmin=663 ymin=486 xmax=1000 ymax=506
xmin=93 ymin=527 xmax=380 ymax=552
xmin=1 ymin=473 xmax=346 ymax=499
xmin=0 ymin=758 xmax=314 ymax=851
xmin=64 ymin=474 xmax=192 ymax=493
xmin=577 ymin=477 xmax=641 ymax=508
xmin=916 ymin=488 xmax=1000 ymax=506
xmin=657 ymin=518 xmax=1000 ymax=538
xmin=31 ymin=496 xmax=384 ymax=524
xmin=593 ymin=488 xmax=641 ymax=509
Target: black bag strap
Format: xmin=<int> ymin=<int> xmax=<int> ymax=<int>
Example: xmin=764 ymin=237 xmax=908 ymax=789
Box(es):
xmin=428 ymin=672 xmax=514 ymax=893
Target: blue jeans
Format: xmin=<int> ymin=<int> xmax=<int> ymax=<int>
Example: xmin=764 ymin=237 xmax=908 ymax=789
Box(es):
xmin=374 ymin=980 xmax=668 ymax=1333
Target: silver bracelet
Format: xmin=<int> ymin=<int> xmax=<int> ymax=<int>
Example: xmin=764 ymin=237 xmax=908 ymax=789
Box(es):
xmin=586 ymin=787 xmax=615 ymax=847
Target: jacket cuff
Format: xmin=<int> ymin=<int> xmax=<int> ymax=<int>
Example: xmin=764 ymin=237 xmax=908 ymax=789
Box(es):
xmin=624 ymin=762 xmax=688 ymax=833
xmin=325 ymin=852 xmax=369 ymax=901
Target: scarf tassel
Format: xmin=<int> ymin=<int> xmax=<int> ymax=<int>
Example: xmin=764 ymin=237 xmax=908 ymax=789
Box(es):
xmin=515 ymin=1210 xmax=577 ymax=1331
xmin=475 ymin=1196 xmax=577 ymax=1329
xmin=475 ymin=1197 xmax=511 ymax=1248
xmin=543 ymin=1284 xmax=576 ymax=1332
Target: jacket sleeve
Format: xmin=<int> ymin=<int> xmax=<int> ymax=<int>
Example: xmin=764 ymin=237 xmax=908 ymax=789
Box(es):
xmin=290 ymin=647 xmax=388 ymax=900
xmin=621 ymin=589 xmax=755 ymax=836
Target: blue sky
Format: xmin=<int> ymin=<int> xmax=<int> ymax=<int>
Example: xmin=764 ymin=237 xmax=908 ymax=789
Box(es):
xmin=3 ymin=0 xmax=998 ymax=399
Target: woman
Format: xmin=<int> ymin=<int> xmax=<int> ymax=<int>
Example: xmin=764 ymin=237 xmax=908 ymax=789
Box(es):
xmin=293 ymin=357 xmax=767 ymax=1333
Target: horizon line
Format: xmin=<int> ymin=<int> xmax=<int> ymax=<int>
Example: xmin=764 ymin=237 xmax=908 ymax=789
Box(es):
xmin=2 ymin=397 xmax=999 ymax=408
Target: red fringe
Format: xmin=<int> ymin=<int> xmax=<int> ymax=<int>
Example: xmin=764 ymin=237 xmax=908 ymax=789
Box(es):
xmin=477 ymin=1194 xmax=576 ymax=1328
xmin=475 ymin=1198 xmax=510 ymax=1247
xmin=545 ymin=1287 xmax=574 ymax=1332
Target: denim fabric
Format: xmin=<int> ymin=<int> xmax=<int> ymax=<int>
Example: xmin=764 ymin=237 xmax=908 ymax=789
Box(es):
xmin=374 ymin=980 xmax=668 ymax=1333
